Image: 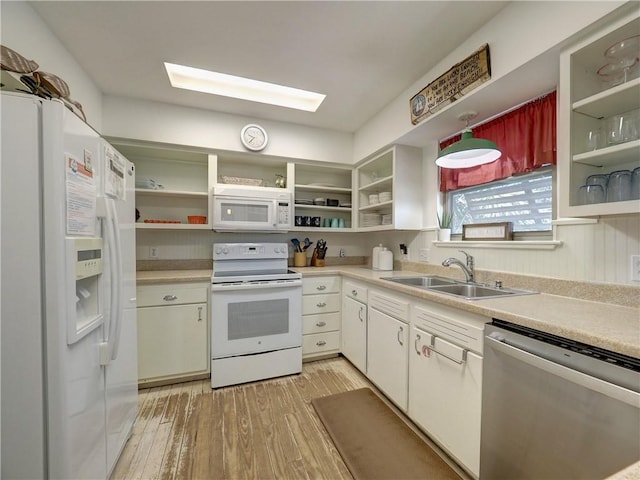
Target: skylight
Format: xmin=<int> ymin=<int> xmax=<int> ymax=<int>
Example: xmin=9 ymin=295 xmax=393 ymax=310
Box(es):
xmin=164 ymin=62 xmax=326 ymax=112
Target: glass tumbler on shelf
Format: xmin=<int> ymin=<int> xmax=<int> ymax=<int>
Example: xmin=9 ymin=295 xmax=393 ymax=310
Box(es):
xmin=578 ymin=184 xmax=605 ymax=205
xmin=586 ymin=173 xmax=609 ymax=196
xmin=607 ymin=115 xmax=626 ymax=145
xmin=631 ymin=167 xmax=640 ymax=200
xmin=622 ymin=109 xmax=640 ymax=142
xmin=585 ymin=128 xmax=604 ymax=151
xmin=606 ymin=170 xmax=632 ymax=202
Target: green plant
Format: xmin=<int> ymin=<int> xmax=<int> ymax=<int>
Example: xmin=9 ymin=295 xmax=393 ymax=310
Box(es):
xmin=437 ymin=210 xmax=452 ymax=229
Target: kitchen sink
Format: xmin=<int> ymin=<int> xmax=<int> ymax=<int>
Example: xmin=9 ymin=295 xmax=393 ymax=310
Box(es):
xmin=382 ymin=275 xmax=537 ymax=300
xmin=382 ymin=276 xmax=459 ymax=287
xmin=428 ymin=283 xmax=536 ymax=300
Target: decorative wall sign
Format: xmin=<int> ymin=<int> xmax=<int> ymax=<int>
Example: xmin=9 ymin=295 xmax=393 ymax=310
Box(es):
xmin=410 ymin=44 xmax=491 ymax=125
xmin=462 ymin=222 xmax=513 ymax=241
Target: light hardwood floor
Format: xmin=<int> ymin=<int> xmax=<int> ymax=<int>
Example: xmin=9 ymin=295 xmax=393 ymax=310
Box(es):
xmin=112 ymin=356 xmax=468 ymax=480
xmin=112 ymin=357 xmax=373 ymax=480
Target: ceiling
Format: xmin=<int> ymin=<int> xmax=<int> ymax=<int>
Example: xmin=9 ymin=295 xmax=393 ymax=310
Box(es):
xmin=30 ymin=1 xmax=509 ymax=133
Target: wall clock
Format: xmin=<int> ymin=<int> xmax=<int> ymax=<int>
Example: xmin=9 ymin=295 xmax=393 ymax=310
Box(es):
xmin=240 ymin=124 xmax=268 ymax=151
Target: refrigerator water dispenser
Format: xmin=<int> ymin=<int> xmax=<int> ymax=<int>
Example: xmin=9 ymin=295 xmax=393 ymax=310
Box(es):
xmin=67 ymin=237 xmax=103 ymax=344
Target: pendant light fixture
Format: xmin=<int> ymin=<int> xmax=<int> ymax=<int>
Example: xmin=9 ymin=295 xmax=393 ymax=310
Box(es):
xmin=436 ymin=111 xmax=501 ymax=169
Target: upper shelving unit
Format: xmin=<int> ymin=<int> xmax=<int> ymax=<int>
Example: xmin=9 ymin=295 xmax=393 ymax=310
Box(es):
xmin=356 ymin=145 xmax=422 ymax=230
xmin=292 ymin=163 xmax=353 ymax=230
xmin=558 ymin=11 xmax=640 ymax=218
xmin=109 ymin=141 xmax=214 ymax=229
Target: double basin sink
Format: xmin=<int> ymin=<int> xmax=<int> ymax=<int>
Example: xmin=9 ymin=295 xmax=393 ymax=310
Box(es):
xmin=382 ymin=275 xmax=537 ymax=300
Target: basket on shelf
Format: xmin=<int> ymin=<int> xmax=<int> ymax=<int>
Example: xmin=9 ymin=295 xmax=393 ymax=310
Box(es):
xmin=219 ymin=175 xmax=263 ymax=186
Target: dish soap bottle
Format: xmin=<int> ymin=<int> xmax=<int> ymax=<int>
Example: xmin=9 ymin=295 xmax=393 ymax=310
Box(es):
xmin=372 ymin=243 xmax=383 ymax=270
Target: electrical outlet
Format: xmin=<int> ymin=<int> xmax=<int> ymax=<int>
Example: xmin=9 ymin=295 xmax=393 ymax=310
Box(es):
xmin=149 ymin=246 xmax=159 ymax=259
xmin=631 ymin=255 xmax=640 ymax=282
xmin=339 ymin=248 xmax=346 ymax=257
xmin=419 ymin=248 xmax=429 ymax=262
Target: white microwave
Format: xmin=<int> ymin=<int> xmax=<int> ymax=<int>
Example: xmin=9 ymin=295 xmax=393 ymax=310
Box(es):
xmin=212 ymin=186 xmax=292 ymax=232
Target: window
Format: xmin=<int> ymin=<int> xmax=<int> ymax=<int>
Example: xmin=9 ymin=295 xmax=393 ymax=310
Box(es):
xmin=448 ymin=167 xmax=553 ymax=234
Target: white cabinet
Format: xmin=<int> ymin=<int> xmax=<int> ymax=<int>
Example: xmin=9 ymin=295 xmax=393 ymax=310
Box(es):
xmin=302 ymin=276 xmax=341 ymax=359
xmin=136 ymin=283 xmax=209 ymax=385
xmin=293 ymin=163 xmax=353 ymax=230
xmin=110 ymin=142 xmax=216 ymax=230
xmin=367 ymin=290 xmax=410 ymax=410
xmin=558 ymin=12 xmax=640 ymax=217
xmin=341 ymin=281 xmax=368 ymax=374
xmin=356 ymin=145 xmax=422 ymax=230
xmin=408 ymin=301 xmax=488 ymax=478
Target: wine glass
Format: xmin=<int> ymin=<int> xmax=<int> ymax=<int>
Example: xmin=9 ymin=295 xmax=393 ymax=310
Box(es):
xmin=602 ymin=34 xmax=640 ymax=85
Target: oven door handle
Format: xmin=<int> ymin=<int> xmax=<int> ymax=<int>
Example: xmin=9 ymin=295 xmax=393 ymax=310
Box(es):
xmin=486 ymin=335 xmax=640 ymax=407
xmin=212 ymin=281 xmax=302 ymax=292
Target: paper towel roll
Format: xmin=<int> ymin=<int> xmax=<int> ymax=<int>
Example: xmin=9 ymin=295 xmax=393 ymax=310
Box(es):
xmin=378 ymin=248 xmax=393 ymax=271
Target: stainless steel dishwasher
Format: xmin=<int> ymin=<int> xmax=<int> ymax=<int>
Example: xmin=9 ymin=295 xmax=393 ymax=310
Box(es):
xmin=480 ymin=319 xmax=640 ymax=480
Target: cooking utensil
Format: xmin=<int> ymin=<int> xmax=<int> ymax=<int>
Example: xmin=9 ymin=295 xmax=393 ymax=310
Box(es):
xmin=291 ymin=238 xmax=302 ymax=252
xmin=302 ymin=238 xmax=312 ymax=251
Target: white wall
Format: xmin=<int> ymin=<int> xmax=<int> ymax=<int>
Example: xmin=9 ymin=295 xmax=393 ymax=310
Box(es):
xmin=0 ymin=2 xmax=103 ymax=129
xmin=102 ymin=96 xmax=353 ymax=164
xmin=353 ymin=1 xmax=626 ymax=162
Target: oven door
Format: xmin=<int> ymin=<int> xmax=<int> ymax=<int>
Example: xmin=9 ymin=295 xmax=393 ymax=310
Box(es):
xmin=211 ymin=281 xmax=302 ymax=358
xmin=212 ymin=195 xmax=276 ymax=231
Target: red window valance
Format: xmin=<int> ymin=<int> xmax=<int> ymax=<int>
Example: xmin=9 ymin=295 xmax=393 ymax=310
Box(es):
xmin=439 ymin=90 xmax=557 ymax=192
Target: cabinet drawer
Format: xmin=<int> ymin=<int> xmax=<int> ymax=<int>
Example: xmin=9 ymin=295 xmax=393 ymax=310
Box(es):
xmin=302 ymin=293 xmax=340 ymax=315
xmin=369 ymin=290 xmax=409 ymax=321
xmin=412 ymin=304 xmax=486 ymax=355
xmin=303 ymin=331 xmax=340 ymax=355
xmin=303 ymin=276 xmax=341 ymax=295
xmin=344 ymin=281 xmax=367 ymax=303
xmin=137 ymin=284 xmax=208 ymax=307
xmin=303 ymin=312 xmax=340 ymax=335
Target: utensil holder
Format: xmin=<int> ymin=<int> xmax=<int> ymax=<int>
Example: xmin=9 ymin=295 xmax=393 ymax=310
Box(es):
xmin=293 ymin=252 xmax=308 ymax=267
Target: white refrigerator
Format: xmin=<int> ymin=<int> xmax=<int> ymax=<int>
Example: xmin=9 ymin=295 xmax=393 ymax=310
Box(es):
xmin=1 ymin=92 xmax=138 ymax=479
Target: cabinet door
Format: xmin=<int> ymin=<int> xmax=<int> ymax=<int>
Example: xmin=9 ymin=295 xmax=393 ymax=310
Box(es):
xmin=137 ymin=303 xmax=208 ymax=381
xmin=341 ymin=296 xmax=367 ymax=374
xmin=408 ymin=325 xmax=482 ymax=477
xmin=367 ymin=308 xmax=409 ymax=410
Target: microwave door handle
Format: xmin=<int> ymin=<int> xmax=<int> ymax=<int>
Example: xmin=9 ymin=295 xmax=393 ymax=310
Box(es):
xmin=273 ymin=199 xmax=277 ymax=227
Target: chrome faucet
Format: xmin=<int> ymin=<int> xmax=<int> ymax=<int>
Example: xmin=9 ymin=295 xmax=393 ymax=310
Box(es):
xmin=442 ymin=250 xmax=475 ymax=283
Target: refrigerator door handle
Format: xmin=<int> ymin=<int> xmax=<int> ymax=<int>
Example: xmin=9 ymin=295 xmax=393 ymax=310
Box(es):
xmin=104 ymin=198 xmax=123 ymax=363
xmin=109 ymin=197 xmax=124 ymax=361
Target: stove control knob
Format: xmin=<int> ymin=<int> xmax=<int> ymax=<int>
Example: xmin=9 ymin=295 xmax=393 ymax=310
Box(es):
xmin=222 ymin=247 xmax=229 ymax=255
xmin=215 ymin=247 xmax=222 ymax=254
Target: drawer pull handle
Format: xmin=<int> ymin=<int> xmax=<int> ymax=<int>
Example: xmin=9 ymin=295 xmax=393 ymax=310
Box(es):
xmin=316 ymin=285 xmax=327 ymax=291
xmin=163 ymin=294 xmax=178 ymax=302
xmin=352 ymin=290 xmax=358 ymax=296
xmin=316 ymin=302 xmax=326 ymax=307
xmin=358 ymin=306 xmax=364 ymax=322
xmin=316 ymin=321 xmax=327 ymax=327
xmin=316 ymin=340 xmax=327 ymax=346
xmin=397 ymin=325 xmax=404 ymax=346
xmin=197 ymin=306 xmax=203 ymax=322
xmin=414 ymin=334 xmax=421 ymax=355
xmin=429 ymin=335 xmax=467 ymax=365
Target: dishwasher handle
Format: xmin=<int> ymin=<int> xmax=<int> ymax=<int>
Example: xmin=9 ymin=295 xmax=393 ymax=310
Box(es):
xmin=486 ymin=335 xmax=640 ymax=408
